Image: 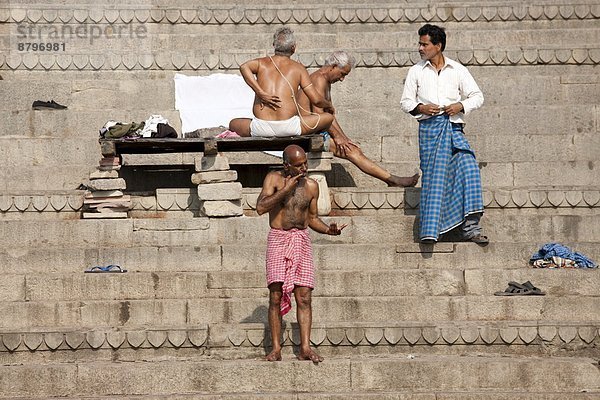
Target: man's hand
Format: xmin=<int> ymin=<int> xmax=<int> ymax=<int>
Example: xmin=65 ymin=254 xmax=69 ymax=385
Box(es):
xmin=326 ymin=222 xmax=347 ymax=235
xmin=323 ymin=104 xmax=336 ymax=115
xmin=442 ymin=102 xmax=464 ymax=116
xmin=282 ymin=174 xmax=303 ymax=192
xmin=418 ymin=103 xmax=442 ymax=116
xmin=258 ymin=93 xmax=282 ymax=110
xmin=334 ymin=134 xmax=359 ymax=158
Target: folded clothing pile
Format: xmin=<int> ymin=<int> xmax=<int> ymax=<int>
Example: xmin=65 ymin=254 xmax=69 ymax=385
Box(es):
xmin=99 ymin=115 xmax=178 ymax=139
xmin=530 ymin=243 xmax=597 ymax=269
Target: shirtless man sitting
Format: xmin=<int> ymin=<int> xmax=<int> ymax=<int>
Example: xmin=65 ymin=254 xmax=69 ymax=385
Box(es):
xmin=298 ymin=51 xmax=419 ymax=187
xmin=229 ymin=27 xmax=335 ymax=137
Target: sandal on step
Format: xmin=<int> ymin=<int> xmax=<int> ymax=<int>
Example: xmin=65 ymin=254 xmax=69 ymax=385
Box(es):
xmin=84 ymin=265 xmax=127 ymax=273
xmin=465 ymin=234 xmax=489 ymax=245
xmin=494 ymin=281 xmax=531 ymax=296
xmin=521 ymin=280 xmax=546 ymax=296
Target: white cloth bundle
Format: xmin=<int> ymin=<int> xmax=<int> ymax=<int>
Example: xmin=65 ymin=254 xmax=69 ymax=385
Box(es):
xmin=174 ymin=73 xmax=254 ymax=135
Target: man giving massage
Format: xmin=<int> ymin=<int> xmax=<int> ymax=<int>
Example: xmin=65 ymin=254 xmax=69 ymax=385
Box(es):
xmin=297 ymin=51 xmax=419 ymax=187
xmin=229 ymin=27 xmax=335 ymax=137
xmin=256 ymin=144 xmax=346 ymax=363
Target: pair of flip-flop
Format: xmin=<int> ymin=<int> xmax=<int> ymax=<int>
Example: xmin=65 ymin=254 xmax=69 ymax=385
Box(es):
xmin=494 ymin=281 xmax=545 ymax=296
xmin=84 ymin=265 xmax=127 ymax=273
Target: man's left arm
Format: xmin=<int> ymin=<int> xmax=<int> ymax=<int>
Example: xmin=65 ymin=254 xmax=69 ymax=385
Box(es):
xmin=443 ymin=67 xmax=484 ymax=116
xmin=306 ymin=180 xmax=346 ymax=235
xmin=309 ymin=78 xmax=358 ymax=156
xmin=458 ymin=67 xmax=484 ymax=114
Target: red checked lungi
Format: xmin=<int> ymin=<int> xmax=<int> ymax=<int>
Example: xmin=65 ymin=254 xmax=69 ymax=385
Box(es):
xmin=265 ymin=228 xmax=315 ymax=316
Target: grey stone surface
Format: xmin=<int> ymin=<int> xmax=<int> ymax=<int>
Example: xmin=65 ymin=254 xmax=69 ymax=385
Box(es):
xmin=201 ymin=200 xmax=243 ymax=217
xmin=87 ymin=178 xmax=126 ymax=191
xmin=196 ymin=155 xmax=230 ymax=172
xmin=349 ymin=355 xmax=600 ymax=392
xmin=0 ymin=4 xmax=598 ymax=398
xmin=25 ymin=272 xmax=209 ymax=301
xmin=185 ymin=296 xmax=600 ymax=324
xmin=191 ymin=170 xmax=238 ymax=184
xmin=465 ymin=269 xmax=600 ymax=296
xmin=197 ymin=182 xmax=242 ymax=201
xmin=0 ymin=355 xmax=596 ymax=396
xmin=89 ymin=169 xmax=119 ymax=179
xmin=122 ymin=153 xmax=185 ymax=166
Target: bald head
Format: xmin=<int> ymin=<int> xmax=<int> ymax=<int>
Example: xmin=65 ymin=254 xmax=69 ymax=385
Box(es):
xmin=283 ymin=144 xmax=305 ymax=164
xmin=282 ymin=145 xmax=308 ymax=177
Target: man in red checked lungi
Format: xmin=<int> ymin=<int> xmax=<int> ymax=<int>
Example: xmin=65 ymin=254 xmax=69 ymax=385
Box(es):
xmin=256 ymin=144 xmax=346 ymax=363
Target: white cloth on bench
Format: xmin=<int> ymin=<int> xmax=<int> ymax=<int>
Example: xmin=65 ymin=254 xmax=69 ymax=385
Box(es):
xmin=174 ymin=73 xmax=254 ymax=135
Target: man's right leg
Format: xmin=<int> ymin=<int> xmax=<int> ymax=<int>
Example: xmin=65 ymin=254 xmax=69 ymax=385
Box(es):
xmin=300 ymin=113 xmax=334 ymax=135
xmin=329 ymin=139 xmax=419 ymax=187
xmin=266 ymin=282 xmax=283 ymax=361
xmin=228 ymin=118 xmax=252 ymax=137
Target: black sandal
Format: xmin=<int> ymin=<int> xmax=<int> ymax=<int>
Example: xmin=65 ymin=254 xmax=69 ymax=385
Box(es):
xmin=522 ymin=281 xmax=546 ymax=296
xmin=494 ymin=281 xmax=531 ymax=296
xmin=466 ymin=234 xmax=489 ymax=245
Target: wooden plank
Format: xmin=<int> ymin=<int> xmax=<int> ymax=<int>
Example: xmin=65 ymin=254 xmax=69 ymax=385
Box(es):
xmin=204 ymin=138 xmax=218 ymax=155
xmin=100 ymin=141 xmax=116 ymax=156
xmin=98 ymin=135 xmax=323 ymax=156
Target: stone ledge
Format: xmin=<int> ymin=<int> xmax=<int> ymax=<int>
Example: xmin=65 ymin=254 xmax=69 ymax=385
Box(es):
xmin=1 ymin=47 xmax=599 ymax=71
xmin=0 ymin=322 xmax=596 ymax=352
xmin=140 ymin=187 xmax=600 ymax=212
xmin=1 ymin=187 xmax=598 ymax=214
xmin=2 ymin=3 xmax=598 ymax=25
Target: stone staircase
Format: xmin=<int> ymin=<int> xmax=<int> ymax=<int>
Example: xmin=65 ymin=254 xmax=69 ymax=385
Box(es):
xmin=1 ymin=0 xmax=600 ymax=397
xmin=0 ymin=196 xmax=599 ymax=397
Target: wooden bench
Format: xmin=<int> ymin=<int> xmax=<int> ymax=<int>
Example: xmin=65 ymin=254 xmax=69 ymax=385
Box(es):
xmin=91 ymin=135 xmax=333 ymax=218
xmin=99 ymin=135 xmax=326 ymax=157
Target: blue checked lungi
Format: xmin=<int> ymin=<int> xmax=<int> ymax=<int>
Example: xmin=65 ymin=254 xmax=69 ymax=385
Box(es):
xmin=418 ymin=115 xmax=484 ymax=241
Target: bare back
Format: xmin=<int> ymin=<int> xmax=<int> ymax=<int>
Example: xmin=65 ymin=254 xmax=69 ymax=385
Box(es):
xmin=252 ymin=56 xmax=310 ymax=120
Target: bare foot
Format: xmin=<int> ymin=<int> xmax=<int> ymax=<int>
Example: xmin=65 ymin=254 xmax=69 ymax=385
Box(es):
xmin=297 ymin=348 xmax=323 ymax=363
xmin=387 ymin=173 xmax=419 ymax=187
xmin=266 ymin=349 xmax=282 ymax=361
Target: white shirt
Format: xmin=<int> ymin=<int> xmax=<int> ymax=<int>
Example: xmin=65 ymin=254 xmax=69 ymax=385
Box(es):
xmin=400 ymin=56 xmax=483 ymax=124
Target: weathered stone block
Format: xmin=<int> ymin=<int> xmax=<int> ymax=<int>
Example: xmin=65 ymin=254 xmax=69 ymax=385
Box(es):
xmin=201 ymin=200 xmax=243 ymax=217
xmin=191 ymin=170 xmax=238 ymax=184
xmin=197 ymin=182 xmax=242 ymax=201
xmin=307 ymin=156 xmax=332 ymax=171
xmin=89 ymin=169 xmax=119 ymax=179
xmin=87 ymin=178 xmax=126 ymax=191
xmin=514 ymin=161 xmax=598 ymax=186
xmin=196 ymin=155 xmax=230 ymax=171
xmin=121 ymin=153 xmax=184 ymax=166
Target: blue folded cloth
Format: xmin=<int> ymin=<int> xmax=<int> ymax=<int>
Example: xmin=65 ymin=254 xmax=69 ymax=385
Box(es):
xmin=530 ymin=243 xmax=597 ymax=269
xmin=84 ymin=265 xmax=127 ymax=273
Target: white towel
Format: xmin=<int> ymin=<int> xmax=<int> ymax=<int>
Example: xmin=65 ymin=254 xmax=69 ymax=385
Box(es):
xmin=174 ymin=73 xmax=254 ymax=135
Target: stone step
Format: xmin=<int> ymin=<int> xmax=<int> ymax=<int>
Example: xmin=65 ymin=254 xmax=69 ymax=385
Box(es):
xmin=0 ymin=355 xmax=597 ymax=397
xmin=1 ymin=295 xmax=598 ymax=329
xmin=4 ymin=23 xmax=595 ymax=55
xmin=2 ymin=68 xmax=596 ymax=118
xmin=0 ymin=270 xmax=462 ymax=301
xmin=1 ymin=241 xmax=597 ymax=274
xmin=3 ymin=2 xmax=599 ymax=26
xmin=1 ymin=320 xmax=597 ymax=356
xmin=0 ymin=212 xmax=599 ymax=247
xmin=0 ymin=268 xmax=597 ymax=306
xmin=26 ymin=392 xmax=600 ymax=400
xmin=465 ymin=269 xmax=600 ymax=296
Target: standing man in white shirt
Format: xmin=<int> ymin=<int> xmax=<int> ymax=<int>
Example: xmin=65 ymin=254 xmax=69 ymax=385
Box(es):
xmin=400 ymin=24 xmax=488 ymax=244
